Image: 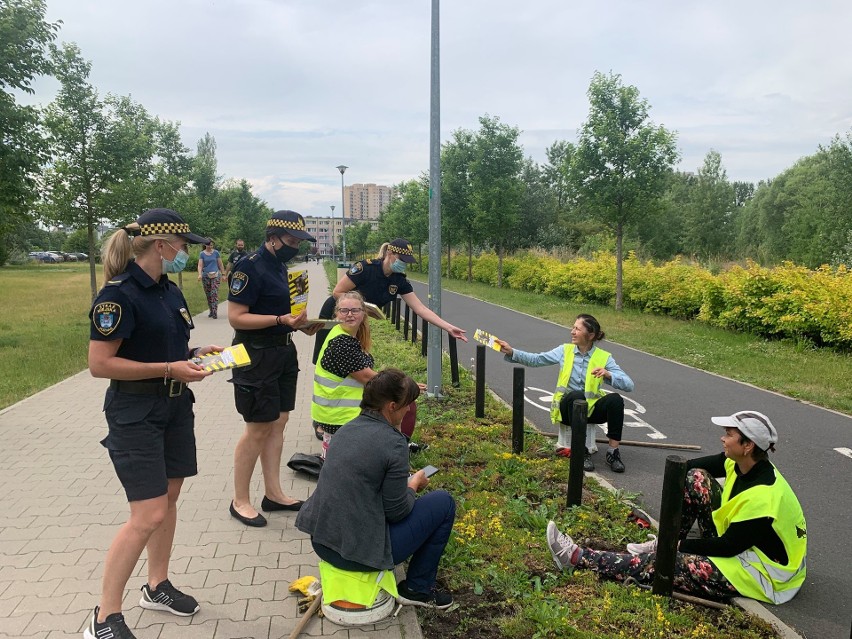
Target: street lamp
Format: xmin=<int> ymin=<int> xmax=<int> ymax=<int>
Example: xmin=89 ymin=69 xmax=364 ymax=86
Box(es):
xmin=336 ymin=165 xmax=348 ymax=262
xmin=329 ymin=205 xmax=335 ymax=261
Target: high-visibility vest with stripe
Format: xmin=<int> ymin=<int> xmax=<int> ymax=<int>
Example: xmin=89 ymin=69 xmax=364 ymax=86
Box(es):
xmin=312 ymin=325 xmax=366 ymax=426
xmin=318 ymin=560 xmax=398 ymax=606
xmin=710 ymin=458 xmax=807 ymax=604
xmin=549 ymin=345 xmax=610 ymax=425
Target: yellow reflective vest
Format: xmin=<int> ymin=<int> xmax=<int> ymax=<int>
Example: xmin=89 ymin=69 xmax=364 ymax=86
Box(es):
xmin=318 ymin=560 xmax=398 ymax=606
xmin=549 ymin=345 xmax=610 ymax=425
xmin=710 ymin=459 xmax=807 ymax=604
xmin=312 ymin=324 xmax=366 ymax=426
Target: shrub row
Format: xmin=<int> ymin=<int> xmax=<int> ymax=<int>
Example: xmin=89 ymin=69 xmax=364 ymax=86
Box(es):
xmin=420 ymin=252 xmax=852 ymax=350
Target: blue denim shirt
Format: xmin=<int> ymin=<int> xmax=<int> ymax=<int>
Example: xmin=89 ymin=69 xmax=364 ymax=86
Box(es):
xmin=505 ymin=344 xmax=634 ymax=393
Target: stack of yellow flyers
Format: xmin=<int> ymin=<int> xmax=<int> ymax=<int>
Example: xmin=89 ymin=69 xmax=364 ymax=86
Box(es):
xmin=288 ymin=271 xmax=309 ymax=315
xmin=192 ymin=344 xmax=252 ymax=372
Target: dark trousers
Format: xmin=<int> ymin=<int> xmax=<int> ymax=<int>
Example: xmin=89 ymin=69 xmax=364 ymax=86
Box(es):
xmin=311 ymin=490 xmax=455 ymax=594
xmin=559 ymin=390 xmax=624 ymax=441
xmin=312 ymin=295 xmax=338 ymax=364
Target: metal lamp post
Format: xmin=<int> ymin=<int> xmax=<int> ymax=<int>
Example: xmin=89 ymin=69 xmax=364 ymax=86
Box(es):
xmin=336 ymin=165 xmax=348 ymax=262
xmin=329 ymin=205 xmax=336 ymax=261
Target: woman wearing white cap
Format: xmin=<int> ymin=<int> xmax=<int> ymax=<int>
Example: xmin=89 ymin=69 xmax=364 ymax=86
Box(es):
xmin=545 ymin=410 xmax=808 ymax=604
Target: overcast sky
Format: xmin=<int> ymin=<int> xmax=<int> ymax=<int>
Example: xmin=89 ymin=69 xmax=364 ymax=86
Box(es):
xmin=29 ymin=0 xmax=852 ymax=217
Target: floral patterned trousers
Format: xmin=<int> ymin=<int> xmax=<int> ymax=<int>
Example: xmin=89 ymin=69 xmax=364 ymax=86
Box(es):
xmin=577 ymin=468 xmax=738 ymax=600
xmin=201 ymin=275 xmax=220 ymax=317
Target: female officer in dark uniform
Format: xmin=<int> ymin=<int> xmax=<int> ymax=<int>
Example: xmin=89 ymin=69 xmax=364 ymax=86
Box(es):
xmin=227 ymin=210 xmax=321 ymax=527
xmin=312 ymin=238 xmax=467 ymax=364
xmin=85 ymin=209 xmax=220 ymax=639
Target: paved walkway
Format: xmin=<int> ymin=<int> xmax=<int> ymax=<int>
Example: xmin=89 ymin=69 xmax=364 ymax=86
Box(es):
xmin=0 ymin=259 xmax=421 ymax=639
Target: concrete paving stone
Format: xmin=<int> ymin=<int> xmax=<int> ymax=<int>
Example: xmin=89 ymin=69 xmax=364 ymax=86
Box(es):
xmin=224 ymin=582 xmax=275 ymax=605
xmin=38 ymin=525 xmax=89 ymax=541
xmin=246 ymin=596 xmax=298 ymax=622
xmin=23 ymin=609 xmax=89 ymax=634
xmin=27 ymin=515 xmax=85 ymax=529
xmin=2 ymin=515 xmax=37 ymax=528
xmin=203 ymin=568 xmax=255 ymax=589
xmin=188 ymin=555 xmax=236 ymax=573
xmin=0 ymin=633 xmax=48 ymax=639
xmin=0 ymin=551 xmax=36 ymax=568
xmin=171 ymin=543 xmax=218 ymax=560
xmin=19 ymin=538 xmax=73 ymax=554
xmin=197 ymin=531 xmax=245 ymax=546
xmin=132 ymin=624 xmax=164 ymax=639
xmin=40 ymin=562 xmax=98 ymax=582
xmin=28 ymin=550 xmax=86 ymax=568
xmin=55 ymin=576 xmax=101 ymax=596
xmin=346 ymin=621 xmax=404 ymax=638
xmin=0 ymin=526 xmax=46 ymax=542
xmin=251 ymin=567 xmax=302 ymax=586
xmin=1 ymin=578 xmax=62 ymax=598
xmin=45 ymin=632 xmax=79 ymax=639
xmin=0 ymin=611 xmax=36 ymax=636
xmin=257 ymin=540 xmax=301 ymax=557
xmin=0 ymin=564 xmax=49 ymax=582
xmin=0 ymin=594 xmax=23 ymax=616
xmin=64 ymin=592 xmax=99 ymax=614
xmin=158 ymin=618 xmax=217 ymax=639
xmin=186 ymin=584 xmax=228 ymax=606
xmin=194 ymin=599 xmax=248 ymax=625
xmin=214 ymin=541 xmax=259 ymax=559
xmin=212 ymin=616 xmax=270 ymax=639
xmin=0 ymin=539 xmax=27 ymax=554
xmin=267 ymin=615 xmax=299 ymax=639
xmin=134 ymin=608 xmax=194 ymax=629
xmin=12 ymin=592 xmax=78 ymax=615
xmin=232 ymin=554 xmax=271 ymax=571
xmin=0 ymin=580 xmax=9 ymax=598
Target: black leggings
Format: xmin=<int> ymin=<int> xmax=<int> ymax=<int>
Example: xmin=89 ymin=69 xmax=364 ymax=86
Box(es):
xmin=559 ymin=390 xmax=624 ymax=441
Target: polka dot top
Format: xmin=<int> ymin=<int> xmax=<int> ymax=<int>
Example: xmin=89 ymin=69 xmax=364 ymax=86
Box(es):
xmin=320 ymin=334 xmax=375 ymax=378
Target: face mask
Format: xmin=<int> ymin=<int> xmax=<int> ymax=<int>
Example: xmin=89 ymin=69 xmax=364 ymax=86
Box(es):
xmin=390 ymin=257 xmax=407 ymax=274
xmin=162 ymin=244 xmax=189 ymax=274
xmin=274 ymin=241 xmax=299 ymax=264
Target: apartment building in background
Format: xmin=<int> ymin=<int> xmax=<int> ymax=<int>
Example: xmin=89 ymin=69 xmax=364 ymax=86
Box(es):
xmin=344 ymin=183 xmax=394 ymax=221
xmin=303 ymin=215 xmax=379 ymax=257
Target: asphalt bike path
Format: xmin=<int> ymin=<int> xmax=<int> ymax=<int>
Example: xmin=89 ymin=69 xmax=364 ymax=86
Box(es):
xmin=409 ymin=279 xmax=850 ymax=639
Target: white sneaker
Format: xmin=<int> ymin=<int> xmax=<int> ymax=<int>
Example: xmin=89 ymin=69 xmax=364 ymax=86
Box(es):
xmin=626 ymin=534 xmax=658 ymax=556
xmin=546 ymin=521 xmax=581 ymax=573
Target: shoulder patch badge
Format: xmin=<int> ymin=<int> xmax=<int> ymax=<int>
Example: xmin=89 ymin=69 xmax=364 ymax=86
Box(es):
xmin=93 ymin=302 xmax=122 ymax=336
xmin=230 ymin=271 xmax=248 ymax=295
xmin=179 ymin=307 xmax=194 ymax=328
xmin=388 ymin=284 xmax=398 ymax=296
xmin=349 ymin=262 xmax=363 ymax=275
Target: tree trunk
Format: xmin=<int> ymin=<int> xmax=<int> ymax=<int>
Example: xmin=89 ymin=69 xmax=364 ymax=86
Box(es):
xmin=616 ymin=222 xmax=624 ymax=311
xmin=497 ymin=244 xmax=504 ymax=288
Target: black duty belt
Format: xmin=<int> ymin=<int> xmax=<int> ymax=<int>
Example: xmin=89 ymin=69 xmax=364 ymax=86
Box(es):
xmin=110 ymin=379 xmax=187 ymax=398
xmin=234 ymin=331 xmax=293 ymax=348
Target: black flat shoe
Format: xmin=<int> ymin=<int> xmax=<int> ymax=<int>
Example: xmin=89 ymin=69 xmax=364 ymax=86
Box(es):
xmin=261 ymin=496 xmax=303 ymax=512
xmin=314 ymin=425 xmax=324 ymax=441
xmin=229 ymin=501 xmax=267 ymax=527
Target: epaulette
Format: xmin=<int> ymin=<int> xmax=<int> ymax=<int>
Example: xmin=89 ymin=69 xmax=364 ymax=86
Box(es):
xmin=105 ymin=272 xmax=131 ymax=287
xmin=248 ymin=253 xmax=259 ymax=261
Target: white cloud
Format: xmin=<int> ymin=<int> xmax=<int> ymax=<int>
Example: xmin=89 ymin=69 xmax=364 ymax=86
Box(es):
xmin=28 ymin=0 xmax=852 ymax=214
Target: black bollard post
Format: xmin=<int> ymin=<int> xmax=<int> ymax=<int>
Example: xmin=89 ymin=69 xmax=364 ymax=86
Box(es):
xmin=474 ymin=344 xmax=486 ymax=417
xmin=403 ymin=304 xmax=410 ymax=340
xmin=385 ymin=302 xmax=392 ymax=321
xmin=394 ymin=298 xmax=401 ymax=330
xmin=512 ymin=367 xmax=524 ymax=454
xmin=566 ymin=400 xmax=588 ymax=507
xmin=448 ymin=336 xmax=460 ymax=388
xmin=652 ymin=455 xmax=688 ymax=597
xmin=421 ymin=321 xmax=428 ymax=357
xmin=411 ymin=313 xmax=418 ymax=344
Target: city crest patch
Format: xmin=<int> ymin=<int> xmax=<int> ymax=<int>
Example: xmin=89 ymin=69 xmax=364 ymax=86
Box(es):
xmin=179 ymin=307 xmax=194 ymax=328
xmin=388 ymin=284 xmax=398 ymax=296
xmin=93 ymin=302 xmax=121 ymax=336
xmin=230 ymin=272 xmax=248 ymax=296
xmin=349 ymin=262 xmax=363 ymax=275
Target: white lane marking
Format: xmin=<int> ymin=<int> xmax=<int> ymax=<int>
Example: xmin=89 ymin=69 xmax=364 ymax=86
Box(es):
xmin=523 ymin=386 xmax=667 ymax=440
xmin=835 ymin=448 xmax=852 ymax=460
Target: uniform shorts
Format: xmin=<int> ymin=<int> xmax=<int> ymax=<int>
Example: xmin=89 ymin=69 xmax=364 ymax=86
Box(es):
xmin=231 ymin=342 xmax=299 ymax=423
xmin=101 ymin=388 xmax=197 ymax=502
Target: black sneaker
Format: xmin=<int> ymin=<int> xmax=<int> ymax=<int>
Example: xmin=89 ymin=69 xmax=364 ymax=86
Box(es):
xmin=583 ymin=448 xmax=595 ymax=472
xmin=396 ymin=580 xmax=453 ymax=610
xmin=83 ymin=606 xmax=136 ymax=639
xmin=139 ymin=579 xmax=200 ymax=616
xmin=606 ymin=448 xmax=626 ymax=473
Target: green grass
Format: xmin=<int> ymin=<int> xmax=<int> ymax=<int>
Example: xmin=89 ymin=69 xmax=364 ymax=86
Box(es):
xmin=407 ymin=271 xmax=852 ymax=414
xmin=0 ymin=263 xmax=209 ymax=410
xmin=366 ymin=317 xmax=778 ymax=638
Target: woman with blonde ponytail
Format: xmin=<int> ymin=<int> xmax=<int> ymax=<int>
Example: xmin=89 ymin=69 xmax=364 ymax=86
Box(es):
xmin=84 ymin=209 xmax=222 ymax=639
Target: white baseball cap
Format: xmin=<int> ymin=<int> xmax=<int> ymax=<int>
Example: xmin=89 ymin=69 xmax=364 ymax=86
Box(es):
xmin=711 ymin=410 xmax=778 ymax=451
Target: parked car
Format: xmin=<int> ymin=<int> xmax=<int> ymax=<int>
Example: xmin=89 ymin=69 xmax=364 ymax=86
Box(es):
xmin=70 ymin=252 xmax=88 ymax=261
xmin=60 ymin=252 xmax=77 ymax=262
xmin=45 ymin=251 xmax=65 ymax=262
xmin=28 ymin=251 xmax=60 ymax=263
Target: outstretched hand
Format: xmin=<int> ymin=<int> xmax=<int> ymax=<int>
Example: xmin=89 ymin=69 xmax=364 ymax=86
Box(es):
xmin=448 ymin=325 xmax=468 ymax=342
xmin=495 ymin=338 xmax=513 ymax=356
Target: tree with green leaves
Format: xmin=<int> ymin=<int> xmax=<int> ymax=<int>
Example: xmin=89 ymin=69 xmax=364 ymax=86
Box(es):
xmin=572 ymin=71 xmax=678 ymax=309
xmin=377 ymin=176 xmax=429 ymax=262
xmin=441 ymin=128 xmax=477 ymax=279
xmin=681 ymin=150 xmax=736 ymax=260
xmin=470 ymin=114 xmax=525 ymax=286
xmin=346 ymin=221 xmax=372 ymax=260
xmin=0 ymin=0 xmax=59 ymax=265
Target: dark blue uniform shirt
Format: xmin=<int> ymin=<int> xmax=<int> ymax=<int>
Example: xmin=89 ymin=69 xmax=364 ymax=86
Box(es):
xmin=89 ymin=261 xmax=193 ymax=373
xmin=346 ymin=259 xmax=413 ymax=307
xmin=227 ymin=244 xmax=293 ymax=335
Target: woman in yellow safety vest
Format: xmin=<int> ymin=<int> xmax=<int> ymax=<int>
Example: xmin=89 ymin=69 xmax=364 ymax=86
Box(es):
xmin=497 ymin=313 xmax=634 ymax=473
xmin=312 ymin=292 xmax=377 ymax=458
xmin=545 ymin=411 xmax=807 ymax=604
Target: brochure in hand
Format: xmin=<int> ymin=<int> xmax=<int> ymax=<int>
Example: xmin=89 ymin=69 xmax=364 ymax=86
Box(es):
xmin=192 ymin=343 xmax=252 ymax=372
xmin=364 ymin=302 xmax=386 ymax=320
xmin=473 ymin=329 xmax=503 ymax=352
xmin=288 ymin=270 xmax=309 ymax=315
xmin=303 ymin=319 xmax=341 ymax=330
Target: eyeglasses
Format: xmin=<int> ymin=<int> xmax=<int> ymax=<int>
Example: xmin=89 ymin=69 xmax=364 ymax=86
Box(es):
xmin=337 ymin=308 xmax=364 ymax=316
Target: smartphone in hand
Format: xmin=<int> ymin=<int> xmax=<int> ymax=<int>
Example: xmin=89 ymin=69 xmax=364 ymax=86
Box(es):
xmin=421 ymin=465 xmax=440 ymax=478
